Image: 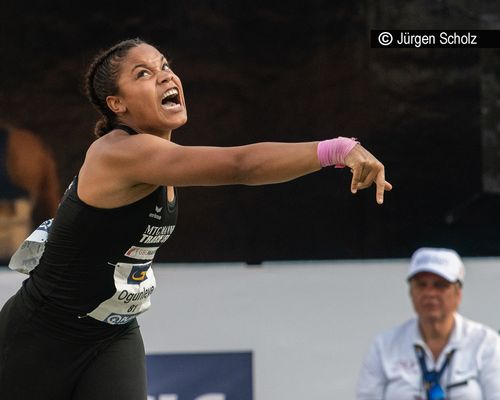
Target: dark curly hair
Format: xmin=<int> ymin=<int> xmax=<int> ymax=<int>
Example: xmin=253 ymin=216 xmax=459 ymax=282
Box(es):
xmin=85 ymin=38 xmax=145 ymax=138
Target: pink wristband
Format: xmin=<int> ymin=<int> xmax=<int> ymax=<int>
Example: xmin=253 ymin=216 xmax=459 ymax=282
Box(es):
xmin=317 ymin=136 xmax=359 ymax=168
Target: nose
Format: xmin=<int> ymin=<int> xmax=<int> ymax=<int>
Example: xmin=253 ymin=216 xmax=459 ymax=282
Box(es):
xmin=158 ymin=69 xmax=174 ymax=84
xmin=421 ymin=284 xmax=440 ymax=296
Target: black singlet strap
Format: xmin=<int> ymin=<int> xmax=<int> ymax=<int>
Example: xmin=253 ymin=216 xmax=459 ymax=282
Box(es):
xmin=115 ymin=124 xmax=139 ymax=135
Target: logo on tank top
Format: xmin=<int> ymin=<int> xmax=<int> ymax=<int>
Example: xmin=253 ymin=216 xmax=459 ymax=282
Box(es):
xmin=140 ymin=224 xmax=175 ymax=244
xmin=149 ymin=205 xmax=163 ymax=220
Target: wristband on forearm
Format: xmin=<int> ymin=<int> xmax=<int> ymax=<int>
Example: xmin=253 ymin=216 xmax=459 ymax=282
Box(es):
xmin=317 ymin=136 xmax=359 ymax=168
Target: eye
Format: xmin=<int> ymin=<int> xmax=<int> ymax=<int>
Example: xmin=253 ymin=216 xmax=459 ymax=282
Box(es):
xmin=136 ymin=69 xmax=151 ymax=79
xmin=434 ymin=281 xmax=451 ymax=290
xmin=412 ymin=280 xmax=426 ymax=290
xmin=162 ymin=62 xmax=171 ymax=71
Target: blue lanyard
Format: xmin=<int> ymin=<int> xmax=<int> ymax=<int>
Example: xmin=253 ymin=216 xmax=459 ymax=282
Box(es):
xmin=414 ymin=345 xmax=455 ymax=400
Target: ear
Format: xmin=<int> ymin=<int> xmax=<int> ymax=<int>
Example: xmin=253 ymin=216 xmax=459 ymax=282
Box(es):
xmin=106 ymin=95 xmax=127 ymax=114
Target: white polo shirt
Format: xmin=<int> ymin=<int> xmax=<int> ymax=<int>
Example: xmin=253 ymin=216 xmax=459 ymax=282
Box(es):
xmin=356 ymin=313 xmax=500 ymax=400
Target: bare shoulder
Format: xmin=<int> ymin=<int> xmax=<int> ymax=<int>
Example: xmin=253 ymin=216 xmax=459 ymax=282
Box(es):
xmin=79 ymin=132 xmax=172 ymax=207
xmin=86 ymin=131 xmax=172 ymax=165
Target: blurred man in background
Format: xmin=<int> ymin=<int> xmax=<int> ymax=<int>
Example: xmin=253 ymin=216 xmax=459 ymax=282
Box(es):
xmin=0 ymin=125 xmax=60 ymax=262
xmin=356 ymin=247 xmax=500 ymax=400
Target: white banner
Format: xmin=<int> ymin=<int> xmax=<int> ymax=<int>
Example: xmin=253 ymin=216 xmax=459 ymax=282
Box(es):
xmin=1 ymin=258 xmax=499 ymax=399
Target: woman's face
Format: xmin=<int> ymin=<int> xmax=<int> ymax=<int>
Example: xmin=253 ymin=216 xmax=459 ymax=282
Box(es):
xmin=111 ymin=43 xmax=187 ymax=134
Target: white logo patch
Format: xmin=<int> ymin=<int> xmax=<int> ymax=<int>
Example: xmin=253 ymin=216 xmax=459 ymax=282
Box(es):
xmin=125 ymin=246 xmax=159 ymax=260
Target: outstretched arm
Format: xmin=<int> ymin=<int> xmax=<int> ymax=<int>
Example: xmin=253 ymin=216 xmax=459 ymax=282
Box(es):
xmin=90 ymin=133 xmax=391 ymax=203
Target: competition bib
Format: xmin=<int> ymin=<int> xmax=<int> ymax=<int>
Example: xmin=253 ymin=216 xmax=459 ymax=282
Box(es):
xmin=8 ymin=219 xmax=52 ymax=274
xmin=85 ymin=261 xmax=156 ymax=325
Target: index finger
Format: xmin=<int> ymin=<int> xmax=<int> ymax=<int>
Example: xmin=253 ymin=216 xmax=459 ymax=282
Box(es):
xmin=375 ymin=167 xmax=386 ymax=204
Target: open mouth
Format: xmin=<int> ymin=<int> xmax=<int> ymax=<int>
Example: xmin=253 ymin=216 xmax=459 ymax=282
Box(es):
xmin=161 ymin=87 xmax=181 ymax=108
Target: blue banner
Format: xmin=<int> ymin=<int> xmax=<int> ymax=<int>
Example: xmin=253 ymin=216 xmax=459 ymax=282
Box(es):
xmin=146 ymin=352 xmax=253 ymax=400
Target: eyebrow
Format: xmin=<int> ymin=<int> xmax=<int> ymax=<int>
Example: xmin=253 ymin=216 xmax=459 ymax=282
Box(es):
xmin=131 ymin=56 xmax=168 ymax=72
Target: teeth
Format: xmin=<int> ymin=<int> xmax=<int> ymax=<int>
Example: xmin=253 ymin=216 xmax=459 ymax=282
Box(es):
xmin=162 ymin=88 xmax=178 ymax=99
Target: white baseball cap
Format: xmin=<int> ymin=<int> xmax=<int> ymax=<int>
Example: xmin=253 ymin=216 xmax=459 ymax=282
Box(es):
xmin=407 ymin=247 xmax=465 ymax=284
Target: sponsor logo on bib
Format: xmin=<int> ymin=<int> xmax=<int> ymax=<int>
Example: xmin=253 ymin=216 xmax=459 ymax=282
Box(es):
xmin=105 ymin=313 xmax=139 ymax=325
xmin=127 ymin=264 xmax=150 ymax=284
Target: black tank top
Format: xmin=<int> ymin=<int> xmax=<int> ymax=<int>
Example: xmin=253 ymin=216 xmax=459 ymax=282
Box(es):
xmin=21 ymin=128 xmax=178 ymax=341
